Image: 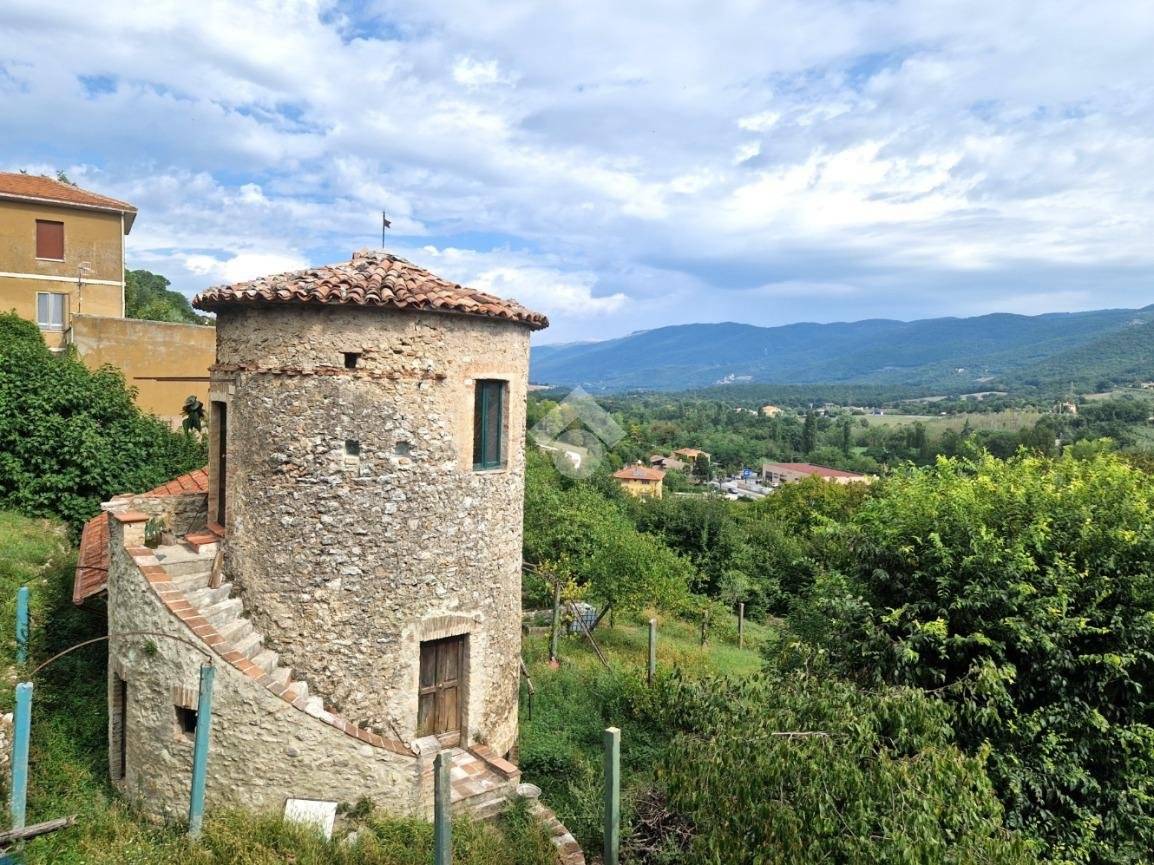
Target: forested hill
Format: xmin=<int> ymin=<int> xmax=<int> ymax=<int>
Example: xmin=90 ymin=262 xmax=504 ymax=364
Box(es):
xmin=531 ymin=305 xmax=1154 ymax=392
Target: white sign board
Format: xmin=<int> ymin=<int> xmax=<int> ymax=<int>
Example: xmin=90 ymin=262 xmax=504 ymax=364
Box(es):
xmin=283 ymin=798 xmax=338 ymax=839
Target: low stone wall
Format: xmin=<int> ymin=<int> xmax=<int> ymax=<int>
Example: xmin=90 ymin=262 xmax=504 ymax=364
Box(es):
xmin=104 ymin=490 xmax=207 ymax=539
xmin=106 ymin=517 xmax=419 ymax=819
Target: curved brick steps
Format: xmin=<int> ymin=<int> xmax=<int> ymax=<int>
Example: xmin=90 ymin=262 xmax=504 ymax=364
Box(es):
xmin=134 ymin=538 xmax=528 ymax=821
xmin=130 ymin=540 xmax=413 ymax=758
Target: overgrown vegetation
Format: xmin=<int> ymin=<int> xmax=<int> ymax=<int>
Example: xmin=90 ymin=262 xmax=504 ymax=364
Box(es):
xmin=124 ymin=269 xmax=213 ymax=326
xmin=522 ymin=437 xmax=1154 ymax=864
xmin=0 ymin=510 xmax=555 ymax=865
xmin=0 ymin=313 xmax=205 ymax=529
xmin=796 ymin=452 xmax=1154 ymax=863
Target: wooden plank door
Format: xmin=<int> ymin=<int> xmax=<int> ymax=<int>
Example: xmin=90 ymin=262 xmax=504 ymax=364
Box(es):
xmin=418 ymin=636 xmax=465 ymax=745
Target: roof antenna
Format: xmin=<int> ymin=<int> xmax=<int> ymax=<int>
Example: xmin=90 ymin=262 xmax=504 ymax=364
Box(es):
xmin=381 ymin=209 xmax=392 ymax=249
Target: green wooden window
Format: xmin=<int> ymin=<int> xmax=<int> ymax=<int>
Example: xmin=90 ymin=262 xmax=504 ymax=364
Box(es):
xmin=473 ymin=379 xmax=506 ymax=470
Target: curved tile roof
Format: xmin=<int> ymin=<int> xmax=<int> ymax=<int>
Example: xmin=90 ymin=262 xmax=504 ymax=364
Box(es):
xmin=0 ymin=172 xmax=137 ymax=232
xmin=193 ymin=249 xmax=549 ymax=330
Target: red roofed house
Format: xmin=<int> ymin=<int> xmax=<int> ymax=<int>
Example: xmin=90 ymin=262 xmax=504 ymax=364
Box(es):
xmin=613 ymin=462 xmax=666 ymax=498
xmin=761 ymin=462 xmax=874 ymax=486
xmin=0 ymin=172 xmax=214 ymax=425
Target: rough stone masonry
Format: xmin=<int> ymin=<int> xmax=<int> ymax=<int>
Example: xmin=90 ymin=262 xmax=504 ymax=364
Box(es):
xmin=213 ymin=304 xmax=533 ymax=755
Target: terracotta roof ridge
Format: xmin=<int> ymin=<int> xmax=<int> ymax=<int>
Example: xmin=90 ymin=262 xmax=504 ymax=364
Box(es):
xmin=192 ymin=250 xmax=549 ymax=330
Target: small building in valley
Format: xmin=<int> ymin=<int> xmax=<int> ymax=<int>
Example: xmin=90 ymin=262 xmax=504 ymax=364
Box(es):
xmin=613 ymin=463 xmax=666 ymax=498
xmin=649 ymin=454 xmax=686 ymax=472
xmin=76 ymin=250 xmax=549 ymax=821
xmin=673 ymin=447 xmax=710 ymax=463
xmin=760 ymin=404 xmax=783 ymax=417
xmin=761 ymin=462 xmax=873 ymax=486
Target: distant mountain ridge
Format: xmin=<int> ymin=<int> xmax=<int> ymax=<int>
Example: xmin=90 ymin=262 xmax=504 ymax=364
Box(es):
xmin=530 ymin=305 xmax=1154 ymax=393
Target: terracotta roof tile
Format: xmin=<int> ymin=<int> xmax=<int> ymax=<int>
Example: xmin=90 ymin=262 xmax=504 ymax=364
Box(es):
xmin=763 ymin=462 xmax=867 ymax=479
xmin=73 ymin=468 xmax=209 ymax=604
xmin=193 ymin=250 xmax=549 ymax=330
xmin=0 ymin=172 xmax=137 ymax=231
xmin=74 ymin=512 xmax=110 ymax=604
xmin=613 ymin=465 xmax=666 ymax=482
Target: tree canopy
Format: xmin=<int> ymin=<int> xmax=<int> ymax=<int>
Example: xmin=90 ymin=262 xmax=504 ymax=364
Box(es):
xmin=798 ymin=452 xmax=1154 ymax=863
xmin=124 ymin=269 xmax=213 ymax=326
xmin=0 ymin=313 xmax=206 ymax=528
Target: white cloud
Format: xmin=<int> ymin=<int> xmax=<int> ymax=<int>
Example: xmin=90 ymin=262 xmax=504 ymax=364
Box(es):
xmin=452 ymin=56 xmax=513 ymax=88
xmin=2 ymin=0 xmax=1154 ymax=339
xmin=184 ymin=252 xmax=309 ymax=285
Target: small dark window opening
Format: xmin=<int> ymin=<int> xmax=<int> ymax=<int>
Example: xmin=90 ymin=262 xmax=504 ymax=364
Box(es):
xmin=113 ymin=674 xmax=128 ymax=780
xmin=345 ymin=440 xmax=361 ymax=457
xmin=176 ymin=705 xmax=198 ymax=739
xmin=343 ymin=352 xmax=360 ymax=369
xmin=395 ymin=441 xmax=412 ymax=457
xmin=211 ymin=401 xmax=228 ymax=525
xmin=473 ymin=380 xmax=507 ymax=470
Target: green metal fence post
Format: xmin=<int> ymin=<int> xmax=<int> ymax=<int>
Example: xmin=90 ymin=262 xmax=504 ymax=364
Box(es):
xmin=15 ymin=586 xmax=29 ymax=665
xmin=434 ymin=750 xmax=452 ymax=865
xmin=10 ymin=682 xmax=32 ymax=831
xmin=738 ymin=602 xmax=745 ymax=649
xmin=188 ymin=663 xmax=215 ymax=839
xmin=647 ymin=619 xmax=657 ymax=686
xmin=603 ymin=727 xmax=621 ymax=865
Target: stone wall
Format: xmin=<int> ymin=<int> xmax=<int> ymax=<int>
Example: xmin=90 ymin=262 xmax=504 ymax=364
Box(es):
xmin=213 ymin=305 xmax=530 ymax=756
xmin=105 ymin=517 xmax=418 ymax=818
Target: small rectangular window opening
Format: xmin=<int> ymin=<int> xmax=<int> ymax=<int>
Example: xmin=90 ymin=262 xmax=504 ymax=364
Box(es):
xmin=113 ymin=674 xmax=128 ymax=780
xmin=343 ymin=352 xmax=360 ymax=369
xmin=175 ymin=705 xmax=198 ymax=739
xmin=473 ymin=380 xmax=507 ymax=470
xmin=344 ymin=439 xmax=361 ymax=471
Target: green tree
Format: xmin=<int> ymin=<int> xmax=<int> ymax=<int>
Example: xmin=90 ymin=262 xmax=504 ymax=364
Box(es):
xmin=798 ymin=452 xmax=1154 ymax=863
xmin=124 ymin=269 xmax=213 ymax=326
xmin=802 ymin=409 xmax=818 ymax=454
xmin=523 ymin=450 xmax=691 ymax=617
xmin=0 ymin=313 xmax=206 ymax=528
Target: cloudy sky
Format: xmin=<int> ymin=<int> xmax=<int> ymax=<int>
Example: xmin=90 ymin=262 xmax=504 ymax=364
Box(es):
xmin=3 ymin=1 xmax=1154 ymax=343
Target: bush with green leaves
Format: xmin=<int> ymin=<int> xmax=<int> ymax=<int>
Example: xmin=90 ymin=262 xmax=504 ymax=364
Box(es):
xmin=0 ymin=312 xmax=206 ymax=529
xmin=796 ymin=452 xmax=1154 ymax=863
xmin=655 ymin=670 xmax=1039 ymax=865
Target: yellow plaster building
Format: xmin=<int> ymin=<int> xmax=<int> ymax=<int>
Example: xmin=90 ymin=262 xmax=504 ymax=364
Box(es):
xmin=613 ymin=463 xmax=666 ymax=498
xmin=0 ymin=173 xmax=214 ymax=424
xmin=0 ymin=172 xmax=134 ymax=349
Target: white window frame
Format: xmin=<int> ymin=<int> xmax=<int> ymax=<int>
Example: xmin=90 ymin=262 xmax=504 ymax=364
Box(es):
xmin=36 ymin=291 xmax=68 ymax=330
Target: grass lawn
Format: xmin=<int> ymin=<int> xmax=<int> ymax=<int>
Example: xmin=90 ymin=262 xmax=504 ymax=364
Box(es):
xmin=861 ymin=410 xmax=1044 ymax=435
xmin=0 ymin=510 xmax=555 ymax=865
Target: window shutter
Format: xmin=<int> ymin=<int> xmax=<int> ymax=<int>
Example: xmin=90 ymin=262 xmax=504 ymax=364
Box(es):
xmin=36 ymin=220 xmax=64 ymax=259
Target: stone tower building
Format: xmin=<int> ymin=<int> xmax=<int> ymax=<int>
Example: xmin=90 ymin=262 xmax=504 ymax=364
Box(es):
xmin=94 ymin=251 xmax=549 ymax=820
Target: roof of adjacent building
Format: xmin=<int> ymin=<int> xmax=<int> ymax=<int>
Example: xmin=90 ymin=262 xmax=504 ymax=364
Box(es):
xmin=193 ymin=249 xmax=550 ymax=330
xmin=614 ymin=465 xmax=666 ymax=482
xmin=0 ymin=172 xmax=137 ymax=232
xmin=673 ymin=448 xmax=709 ymax=458
xmin=73 ymin=468 xmax=209 ymax=604
xmin=762 ymin=462 xmax=867 ymax=479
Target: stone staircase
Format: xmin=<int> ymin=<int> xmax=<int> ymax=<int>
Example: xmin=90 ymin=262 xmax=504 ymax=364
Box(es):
xmin=151 ymin=540 xmax=327 ymax=718
xmin=147 ymin=537 xmax=524 ymax=823
xmin=443 ymin=747 xmax=520 ymax=820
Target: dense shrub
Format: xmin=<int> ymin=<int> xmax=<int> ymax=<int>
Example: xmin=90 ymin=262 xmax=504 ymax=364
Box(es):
xmin=0 ymin=312 xmax=206 ymax=528
xmin=797 ymin=452 xmax=1154 ymax=863
xmin=656 ymin=671 xmax=1039 ymax=865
